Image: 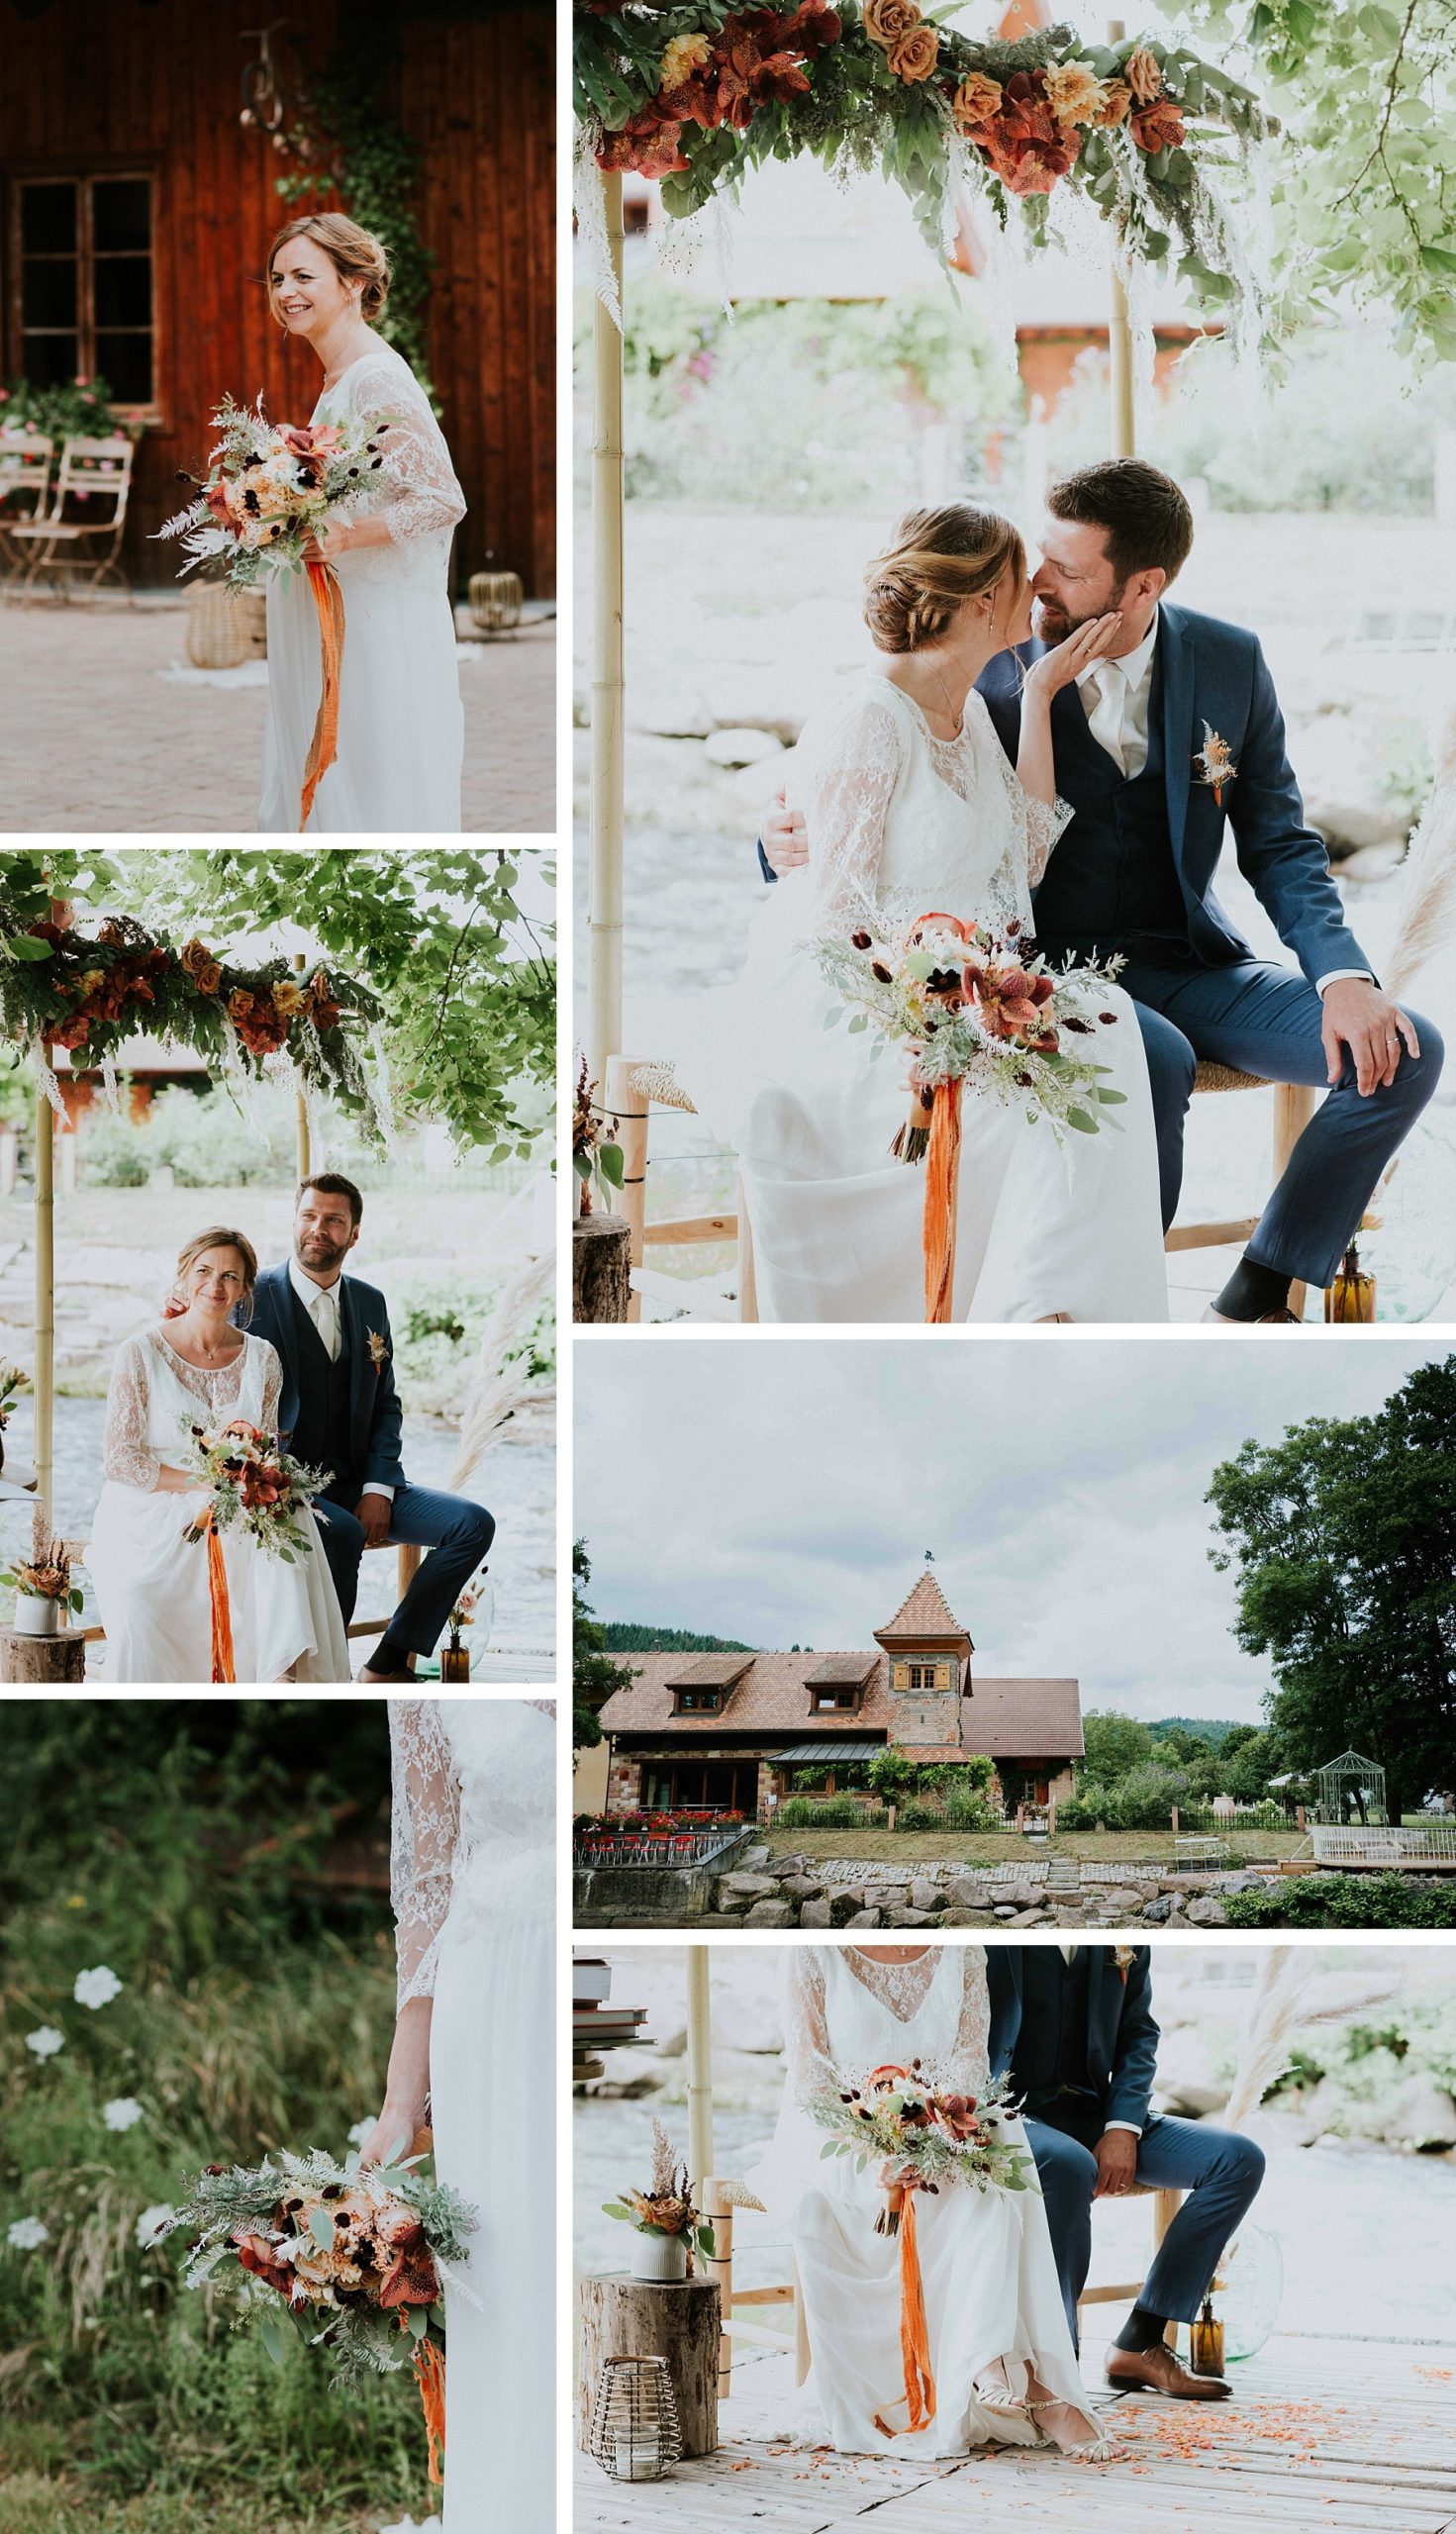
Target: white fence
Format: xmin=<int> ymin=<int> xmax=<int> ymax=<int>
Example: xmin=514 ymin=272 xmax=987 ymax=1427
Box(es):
xmin=1310 ymin=1823 xmax=1456 ymax=1866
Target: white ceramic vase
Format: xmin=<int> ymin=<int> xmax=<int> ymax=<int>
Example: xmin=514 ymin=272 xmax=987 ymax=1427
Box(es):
xmin=631 ymin=2229 xmax=688 ymax=2284
xmin=14 ymin=1594 xmax=58 ymax=1637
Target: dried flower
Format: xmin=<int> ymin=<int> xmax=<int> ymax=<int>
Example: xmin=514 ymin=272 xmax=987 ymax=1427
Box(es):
xmin=660 ymin=30 xmax=712 ymax=88
xmin=1043 ymin=60 xmax=1109 ymax=129
xmin=861 ymin=0 xmax=920 ymax=46
xmin=951 ymin=70 xmax=1003 ymax=132
xmin=887 ymin=20 xmax=939 ymax=82
xmin=1130 ymin=95 xmax=1186 ymax=152
xmin=270 ymin=978 xmax=307 ymax=1020
xmin=976 ymin=69 xmax=1081 ymax=196
xmin=1098 ymin=78 xmax=1133 ymax=125
xmin=179 ymin=937 xmax=224 ymax=995
xmin=1124 ymin=44 xmax=1163 ymax=102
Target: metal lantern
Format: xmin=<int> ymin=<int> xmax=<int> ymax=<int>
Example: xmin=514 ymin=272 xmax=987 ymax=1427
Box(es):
xmin=468 ymin=567 xmax=524 ymax=634
xmin=588 ymin=2354 xmax=682 ymax=2484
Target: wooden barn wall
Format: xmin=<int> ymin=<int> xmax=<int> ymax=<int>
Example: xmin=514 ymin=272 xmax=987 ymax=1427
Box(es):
xmin=0 ymin=0 xmax=555 ymax=594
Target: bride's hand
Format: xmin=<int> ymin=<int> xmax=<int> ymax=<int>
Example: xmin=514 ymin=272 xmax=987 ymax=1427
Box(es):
xmin=355 ymin=2100 xmax=424 ymax=2168
xmin=1021 ymin=611 xmax=1122 ymax=702
xmin=900 ymin=1037 xmax=925 ymax=1094
xmin=302 ymin=520 xmax=352 ymax=566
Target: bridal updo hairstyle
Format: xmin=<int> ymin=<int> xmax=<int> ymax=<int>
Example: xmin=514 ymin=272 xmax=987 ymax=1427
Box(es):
xmin=864 ymin=505 xmax=1026 ymax=654
xmin=268 ymin=214 xmax=392 ymax=323
xmin=169 ymin=1226 xmax=259 ymax=1327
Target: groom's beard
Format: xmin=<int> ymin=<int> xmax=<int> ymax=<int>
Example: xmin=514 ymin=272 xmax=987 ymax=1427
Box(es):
xmin=1034 ymin=583 xmax=1129 ymax=647
xmin=296 ymin=1233 xmax=350 ymax=1275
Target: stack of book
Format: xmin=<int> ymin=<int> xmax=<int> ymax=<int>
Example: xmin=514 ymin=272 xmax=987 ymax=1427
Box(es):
xmin=573 ymin=1955 xmax=649 ymax=2078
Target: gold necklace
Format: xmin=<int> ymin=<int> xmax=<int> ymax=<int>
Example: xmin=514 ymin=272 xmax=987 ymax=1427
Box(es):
xmin=924 ymin=659 xmax=964 ymax=739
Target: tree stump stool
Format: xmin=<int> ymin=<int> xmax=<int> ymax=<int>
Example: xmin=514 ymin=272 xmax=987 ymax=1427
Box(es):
xmin=576 ymin=2274 xmax=720 ymax=2456
xmin=573 ymin=1214 xmax=631 ymax=1322
xmin=0 ymin=1626 xmax=87 ymax=1684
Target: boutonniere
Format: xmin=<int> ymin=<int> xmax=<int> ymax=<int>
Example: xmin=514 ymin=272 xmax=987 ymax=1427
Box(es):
xmin=366 ymin=1328 xmax=390 ymax=1378
xmin=1114 ymin=1945 xmax=1137 ymax=1984
xmin=1192 ymin=722 xmax=1237 ymax=807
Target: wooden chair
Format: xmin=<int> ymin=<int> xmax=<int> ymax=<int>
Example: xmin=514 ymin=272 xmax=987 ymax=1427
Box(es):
xmin=1168 ymin=1062 xmax=1318 ymax=1320
xmin=0 ymin=430 xmax=55 ymax=585
xmin=603 ymin=1050 xmax=1319 ymax=1323
xmin=1078 ymin=2181 xmax=1185 ymax=2350
xmin=11 ymin=435 xmax=135 ymax=601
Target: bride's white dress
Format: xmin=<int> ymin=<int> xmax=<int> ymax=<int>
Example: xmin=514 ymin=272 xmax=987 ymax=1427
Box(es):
xmin=87 ymin=1328 xmax=350 ymax=1684
xmin=389 ymin=1699 xmax=554 ymax=2534
xmin=258 ymin=340 xmax=465 ymax=832
xmin=673 ymin=671 xmax=1167 ymax=1319
xmin=760 ymin=1946 xmax=1103 ymax=2460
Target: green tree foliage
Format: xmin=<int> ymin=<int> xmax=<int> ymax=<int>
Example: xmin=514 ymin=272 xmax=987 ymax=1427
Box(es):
xmin=1161 ymin=0 xmax=1456 ymax=362
xmin=1224 ymin=1870 xmax=1456 ymax=1929
xmin=1078 ymin=1709 xmax=1155 ymax=1785
xmin=1207 ymin=1355 xmax=1456 ymax=1823
xmin=602 ymin=1622 xmax=755 ymax=1651
xmin=574 ymin=1540 xmax=637 ymax=1751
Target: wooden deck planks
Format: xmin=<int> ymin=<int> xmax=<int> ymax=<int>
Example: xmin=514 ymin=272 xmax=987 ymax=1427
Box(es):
xmin=574 ymin=2334 xmax=1456 ymax=2534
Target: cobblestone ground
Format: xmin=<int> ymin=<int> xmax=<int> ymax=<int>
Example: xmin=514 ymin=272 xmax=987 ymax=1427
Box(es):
xmin=0 ymin=594 xmax=555 ymax=832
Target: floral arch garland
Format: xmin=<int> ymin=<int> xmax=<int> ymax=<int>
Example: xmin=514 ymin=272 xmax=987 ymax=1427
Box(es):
xmin=574 ymin=4 xmax=1271 ymax=327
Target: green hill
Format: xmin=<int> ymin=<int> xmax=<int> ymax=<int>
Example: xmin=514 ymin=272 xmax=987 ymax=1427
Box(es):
xmin=603 ymin=1623 xmax=757 ymax=1653
xmin=1147 ymin=1716 xmax=1248 ymax=1748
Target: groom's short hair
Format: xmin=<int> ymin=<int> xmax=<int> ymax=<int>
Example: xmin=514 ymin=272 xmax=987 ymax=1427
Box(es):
xmin=1046 ymin=460 xmax=1194 ymax=587
xmin=297 ymin=1171 xmax=363 ymax=1226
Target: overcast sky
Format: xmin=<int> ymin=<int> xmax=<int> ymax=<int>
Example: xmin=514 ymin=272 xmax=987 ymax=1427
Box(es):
xmin=575 ymin=1337 xmax=1448 ymax=1727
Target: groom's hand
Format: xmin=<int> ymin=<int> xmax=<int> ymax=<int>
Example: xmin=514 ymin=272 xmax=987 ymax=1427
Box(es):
xmin=1320 ymin=977 xmax=1420 ymax=1095
xmin=762 ymin=786 xmax=807 ymax=875
xmin=354 ymin=1493 xmax=393 ymax=1550
xmin=1094 ymin=2130 xmax=1138 ymax=2198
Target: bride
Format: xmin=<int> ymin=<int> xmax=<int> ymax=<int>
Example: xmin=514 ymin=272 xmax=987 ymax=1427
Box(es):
xmin=359 ymin=1699 xmax=555 ymax=2534
xmin=765 ymin=1943 xmax=1109 ymax=2461
xmin=87 ymin=1227 xmax=350 ymax=1684
xmin=258 ymin=213 xmax=465 ymax=833
xmin=673 ymin=504 xmax=1167 ymax=1320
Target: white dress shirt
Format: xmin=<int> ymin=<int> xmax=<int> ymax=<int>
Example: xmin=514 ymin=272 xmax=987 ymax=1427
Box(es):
xmin=287 ymin=1258 xmax=393 ymax=1502
xmin=1055 ymin=1943 xmax=1139 ymax=2136
xmin=1074 ymin=609 xmax=1369 ymax=996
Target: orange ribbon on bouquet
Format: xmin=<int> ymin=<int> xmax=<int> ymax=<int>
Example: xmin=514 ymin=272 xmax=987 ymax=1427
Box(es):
xmin=299 ymin=554 xmax=346 ymax=831
xmin=413 ymin=2336 xmax=447 ymax=2485
xmin=898 ymin=913 xmax=974 ymax=1325
xmin=194 ymin=1504 xmax=237 ymax=1685
xmin=871 ymin=2179 xmax=936 ymax=2437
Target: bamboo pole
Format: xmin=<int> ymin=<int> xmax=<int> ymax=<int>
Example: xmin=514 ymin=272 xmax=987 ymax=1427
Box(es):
xmin=33 ymin=1067 xmax=52 ymax=1527
xmin=588 ymin=170 xmax=626 ymax=1092
xmin=685 ymin=1945 xmax=714 ymax=2198
xmin=293 ymin=951 xmax=311 ymax=1179
xmin=1108 ymin=20 xmax=1135 ymax=457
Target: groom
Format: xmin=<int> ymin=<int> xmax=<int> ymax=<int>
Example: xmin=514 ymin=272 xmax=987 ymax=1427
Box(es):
xmin=986 ymin=1944 xmax=1264 ymax=2398
xmin=761 ymin=459 xmax=1443 ymax=1320
xmin=246 ymin=1174 xmax=495 ymax=1683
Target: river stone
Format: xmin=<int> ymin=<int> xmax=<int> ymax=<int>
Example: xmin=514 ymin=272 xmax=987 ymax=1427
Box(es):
xmin=780 ymin=1875 xmax=826 ymax=1902
xmin=884 ymin=1905 xmax=934 ymax=1927
xmin=743 ymin=1898 xmax=794 ymax=1926
xmin=940 ymin=1907 xmax=999 ymax=1927
xmin=713 ymin=1885 xmax=750 ymax=1914
xmin=1010 ymin=1907 xmax=1049 ymax=1926
xmin=1142 ymin=1894 xmax=1174 ymax=1923
xmin=945 ymin=1876 xmax=989 ymax=1909
xmin=843 ymin=1906 xmax=883 ymax=1928
xmin=719 ymin=1874 xmax=781 ymax=1900
xmin=1185 ymin=1896 xmax=1229 ymax=1927
xmin=800 ymin=1898 xmax=832 ymax=1928
xmin=831 ymin=1889 xmax=868 ymax=1926
xmin=909 ymin=1879 xmax=947 ymax=1913
xmin=704 ymin=725 xmax=784 ymax=769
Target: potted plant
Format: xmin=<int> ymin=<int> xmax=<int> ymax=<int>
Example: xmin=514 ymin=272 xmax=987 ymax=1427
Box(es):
xmin=439 ymin=1570 xmax=493 ymax=1684
xmin=603 ymin=2122 xmax=714 ymax=2284
xmin=3 ymin=1537 xmax=83 ymax=1636
xmin=0 ymin=1358 xmax=31 ymax=1476
xmin=573 ymin=1054 xmax=624 ymax=1220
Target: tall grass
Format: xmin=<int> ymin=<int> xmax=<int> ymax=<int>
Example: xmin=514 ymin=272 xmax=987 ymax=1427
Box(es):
xmin=0 ymin=1705 xmax=434 ymax=2528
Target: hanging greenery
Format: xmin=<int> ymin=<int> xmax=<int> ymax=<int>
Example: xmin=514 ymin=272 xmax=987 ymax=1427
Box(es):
xmin=575 ymin=4 xmax=1271 ymax=323
xmin=275 ymin=0 xmax=440 ymax=409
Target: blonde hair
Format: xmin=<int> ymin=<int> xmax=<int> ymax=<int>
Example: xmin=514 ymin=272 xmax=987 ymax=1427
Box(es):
xmin=268 ymin=214 xmax=391 ymax=323
xmin=864 ymin=504 xmax=1026 ymax=653
xmin=172 ymin=1227 xmax=258 ymax=1324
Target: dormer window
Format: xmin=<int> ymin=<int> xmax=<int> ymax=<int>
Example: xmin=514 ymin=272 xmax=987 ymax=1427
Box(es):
xmin=674 ymin=1688 xmax=722 ymax=1714
xmin=810 ymin=1687 xmax=860 ymax=1713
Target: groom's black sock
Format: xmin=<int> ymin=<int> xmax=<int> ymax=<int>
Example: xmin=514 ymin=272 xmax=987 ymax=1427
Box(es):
xmin=1113 ymin=2304 xmax=1173 ymax=2354
xmin=368 ymin=1630 xmax=413 ymax=1676
xmin=1213 ymin=1256 xmax=1292 ymax=1320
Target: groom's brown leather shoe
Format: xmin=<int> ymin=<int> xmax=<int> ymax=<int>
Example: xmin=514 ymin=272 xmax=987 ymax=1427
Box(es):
xmin=1106 ymin=2346 xmax=1231 ymax=2399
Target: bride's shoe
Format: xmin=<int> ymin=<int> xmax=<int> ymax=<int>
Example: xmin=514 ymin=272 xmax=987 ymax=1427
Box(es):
xmin=974 ymin=2362 xmax=1030 ymax=2417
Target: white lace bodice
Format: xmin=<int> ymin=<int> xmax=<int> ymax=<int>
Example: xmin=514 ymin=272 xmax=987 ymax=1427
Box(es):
xmin=789 ymin=673 xmax=1070 ymax=939
xmin=102 ymin=1329 xmax=282 ymax=1492
xmin=388 ymin=1700 xmax=555 ymax=2005
xmin=315 ymin=342 xmax=465 ymax=585
xmin=785 ymin=1945 xmax=992 ymax=2107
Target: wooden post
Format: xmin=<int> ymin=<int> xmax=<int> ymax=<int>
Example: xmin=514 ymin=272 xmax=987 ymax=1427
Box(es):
xmin=0 ymin=1626 xmax=87 ymax=1684
xmin=572 ymin=1213 xmax=631 ymax=1322
xmin=702 ymin=2178 xmax=734 ymax=2397
xmin=294 ymin=952 xmax=311 ymax=1180
xmin=33 ymin=1069 xmax=52 ymax=1523
xmin=576 ymin=2275 xmax=720 ymax=2457
xmin=603 ymin=1054 xmax=646 ymax=1326
xmin=685 ymin=1945 xmax=714 ymax=2203
xmin=588 ymin=170 xmax=626 ymax=1093
xmin=1108 ymin=21 xmax=1135 ymax=457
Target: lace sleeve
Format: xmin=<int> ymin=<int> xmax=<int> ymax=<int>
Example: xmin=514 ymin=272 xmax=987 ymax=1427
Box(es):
xmin=784 ymin=1948 xmax=835 ymax=2107
xmin=974 ymin=694 xmax=1073 ymax=889
xmin=799 ymin=693 xmax=907 ymax=924
xmin=102 ymin=1336 xmax=160 ymax=1490
xmin=388 ymin=1699 xmax=461 ymax=2007
xmin=947 ymin=1945 xmax=993 ymax=2095
xmin=256 ymin=1340 xmax=283 ymax=1435
xmin=347 ymin=361 xmax=465 ymax=543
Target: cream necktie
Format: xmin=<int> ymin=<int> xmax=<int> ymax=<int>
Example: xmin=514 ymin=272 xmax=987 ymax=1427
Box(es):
xmin=311 ymin=1283 xmax=340 ymax=1364
xmin=1082 ymin=659 xmax=1128 ymax=774
xmin=1059 ymin=1941 xmax=1078 ymax=1967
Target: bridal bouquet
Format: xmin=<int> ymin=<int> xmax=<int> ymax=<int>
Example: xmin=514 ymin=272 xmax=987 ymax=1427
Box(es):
xmin=816 ymin=909 xmax=1127 ymax=1319
xmin=179 ymin=1419 xmax=332 ymax=1684
xmin=157 ymin=394 xmax=398 ymax=830
xmin=810 ymin=2059 xmax=1033 ymax=2436
xmin=169 ymin=2146 xmax=478 ymax=2482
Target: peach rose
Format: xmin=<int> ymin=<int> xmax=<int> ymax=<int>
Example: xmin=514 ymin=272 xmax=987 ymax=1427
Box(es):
xmin=1124 ymin=43 xmax=1163 ymax=102
xmin=862 ymin=0 xmax=920 ymax=48
xmin=951 ymin=69 xmax=1003 ymax=131
xmin=888 ymin=19 xmax=939 ymax=81
xmin=1098 ymin=78 xmax=1133 ymax=125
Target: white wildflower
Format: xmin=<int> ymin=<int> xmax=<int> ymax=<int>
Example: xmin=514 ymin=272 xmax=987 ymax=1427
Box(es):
xmin=74 ymin=1966 xmax=123 ymax=2010
xmin=25 ymin=2026 xmax=64 ymax=2058
xmin=102 ymin=2096 xmax=144 ymax=2133
xmin=6 ymin=2217 xmax=49 ymax=2251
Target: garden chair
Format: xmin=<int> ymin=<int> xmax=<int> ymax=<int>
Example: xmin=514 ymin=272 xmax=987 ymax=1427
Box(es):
xmin=599 ymin=1052 xmax=1319 ymax=1322
xmin=11 ymin=434 xmax=135 ymax=602
xmin=0 ymin=430 xmax=54 ymax=586
xmin=1077 ymin=2182 xmax=1187 ymax=2350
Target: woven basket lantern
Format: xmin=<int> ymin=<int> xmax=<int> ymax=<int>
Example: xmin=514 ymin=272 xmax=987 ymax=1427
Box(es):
xmin=186 ymin=584 xmax=267 ymax=669
xmin=588 ymin=2354 xmax=682 ymax=2484
xmin=468 ymin=567 xmax=524 ymax=634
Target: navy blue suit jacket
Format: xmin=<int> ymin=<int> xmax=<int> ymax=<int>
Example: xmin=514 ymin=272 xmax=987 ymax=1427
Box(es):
xmin=245 ymin=1263 xmax=406 ymax=1492
xmin=976 ymin=603 xmax=1371 ymax=988
xmin=986 ymin=1945 xmax=1161 ymax=2134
